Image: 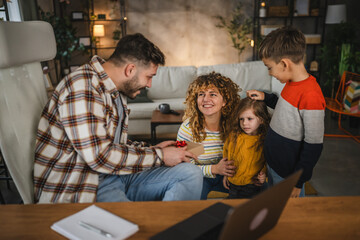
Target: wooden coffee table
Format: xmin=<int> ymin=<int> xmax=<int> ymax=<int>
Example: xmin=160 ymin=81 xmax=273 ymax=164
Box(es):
xmin=150 ymin=110 xmax=184 ymax=144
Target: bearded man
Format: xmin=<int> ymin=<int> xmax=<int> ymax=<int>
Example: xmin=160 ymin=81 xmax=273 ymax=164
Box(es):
xmin=34 ymin=33 xmax=202 ymax=203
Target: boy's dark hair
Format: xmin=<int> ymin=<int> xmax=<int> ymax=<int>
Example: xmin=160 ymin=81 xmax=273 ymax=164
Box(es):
xmin=259 ymin=26 xmax=305 ymax=64
xmin=109 ymin=33 xmax=165 ymax=66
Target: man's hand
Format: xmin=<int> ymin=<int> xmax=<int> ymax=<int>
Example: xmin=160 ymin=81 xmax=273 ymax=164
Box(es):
xmin=223 ymin=176 xmax=230 ymax=190
xmin=162 ymin=146 xmax=197 ymax=167
xmin=212 ymin=158 xmax=236 ymax=177
xmin=153 ymin=140 xmax=176 ymax=148
xmin=246 ymin=90 xmax=265 ymax=100
xmin=290 ymin=187 xmax=302 ymax=198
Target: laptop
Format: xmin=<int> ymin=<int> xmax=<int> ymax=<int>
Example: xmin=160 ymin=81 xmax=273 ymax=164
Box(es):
xmin=150 ymin=170 xmax=303 ymax=240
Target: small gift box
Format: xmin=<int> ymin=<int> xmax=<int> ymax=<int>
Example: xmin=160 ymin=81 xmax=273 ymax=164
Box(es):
xmin=175 ymin=141 xmax=204 ymax=156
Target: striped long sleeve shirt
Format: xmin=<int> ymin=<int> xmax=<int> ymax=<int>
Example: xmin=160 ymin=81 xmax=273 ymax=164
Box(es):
xmin=34 ymin=56 xmax=163 ymax=203
xmin=177 ymin=119 xmax=223 ymax=178
xmin=264 ymin=75 xmax=326 ymax=188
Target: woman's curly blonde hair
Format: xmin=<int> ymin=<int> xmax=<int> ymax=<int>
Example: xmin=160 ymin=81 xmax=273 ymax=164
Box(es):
xmin=183 ymin=72 xmax=241 ymax=142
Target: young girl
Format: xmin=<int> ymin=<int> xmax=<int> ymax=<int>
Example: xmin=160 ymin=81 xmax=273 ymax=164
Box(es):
xmin=177 ymin=72 xmax=241 ymax=199
xmin=223 ymin=97 xmax=271 ymax=199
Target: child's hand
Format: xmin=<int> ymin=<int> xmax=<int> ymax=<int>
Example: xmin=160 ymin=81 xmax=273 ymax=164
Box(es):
xmin=257 ymin=171 xmax=266 ymax=184
xmin=223 ymin=176 xmax=230 ymax=190
xmin=246 ymin=90 xmax=265 ymax=100
xmin=212 ymin=158 xmax=236 ymax=177
xmin=290 ymin=187 xmax=302 ymax=198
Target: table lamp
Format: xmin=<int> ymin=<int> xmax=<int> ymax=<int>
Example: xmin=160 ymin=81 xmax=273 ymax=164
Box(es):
xmin=325 ymin=4 xmax=346 ymax=24
xmin=93 ymin=24 xmax=105 ymax=47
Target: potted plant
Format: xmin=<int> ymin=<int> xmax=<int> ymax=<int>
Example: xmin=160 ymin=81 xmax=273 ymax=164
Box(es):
xmin=319 ymin=22 xmax=360 ymax=97
xmin=215 ymin=2 xmax=253 ymax=61
xmin=39 ymin=7 xmax=87 ymax=81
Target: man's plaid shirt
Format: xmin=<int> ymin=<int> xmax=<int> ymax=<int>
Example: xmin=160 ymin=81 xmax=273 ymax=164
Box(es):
xmin=34 ymin=56 xmax=163 ymax=203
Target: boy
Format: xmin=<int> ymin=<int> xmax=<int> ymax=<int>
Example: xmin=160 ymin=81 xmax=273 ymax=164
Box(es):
xmin=247 ymin=26 xmax=326 ymax=198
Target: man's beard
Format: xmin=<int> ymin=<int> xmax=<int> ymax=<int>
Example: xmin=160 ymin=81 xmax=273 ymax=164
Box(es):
xmin=122 ymin=75 xmax=145 ymax=99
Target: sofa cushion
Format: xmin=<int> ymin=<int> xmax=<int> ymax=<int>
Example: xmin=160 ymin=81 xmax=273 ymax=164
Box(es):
xmin=197 ymin=61 xmax=272 ymax=98
xmin=147 ymin=66 xmax=197 ymax=100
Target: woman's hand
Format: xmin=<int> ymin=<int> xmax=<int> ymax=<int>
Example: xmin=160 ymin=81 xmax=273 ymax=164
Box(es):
xmin=223 ymin=176 xmax=230 ymax=190
xmin=212 ymin=158 xmax=236 ymax=177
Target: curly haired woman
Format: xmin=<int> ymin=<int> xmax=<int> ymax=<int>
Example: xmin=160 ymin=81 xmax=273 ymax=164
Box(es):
xmin=177 ymin=72 xmax=241 ymax=199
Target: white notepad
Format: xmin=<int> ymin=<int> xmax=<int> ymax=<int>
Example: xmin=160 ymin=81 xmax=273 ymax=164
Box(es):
xmin=51 ymin=205 xmax=139 ymax=240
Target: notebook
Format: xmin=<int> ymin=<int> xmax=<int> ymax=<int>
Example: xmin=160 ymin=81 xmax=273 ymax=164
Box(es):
xmin=150 ymin=170 xmax=303 ymax=240
xmin=51 ymin=205 xmax=139 ymax=240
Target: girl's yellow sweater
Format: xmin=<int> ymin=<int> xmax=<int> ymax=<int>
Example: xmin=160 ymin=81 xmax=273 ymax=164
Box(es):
xmin=223 ymin=132 xmax=266 ymax=186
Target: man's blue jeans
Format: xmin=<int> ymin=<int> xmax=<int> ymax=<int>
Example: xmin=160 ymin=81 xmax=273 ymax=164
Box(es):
xmin=267 ymin=164 xmax=305 ymax=197
xmin=96 ymin=163 xmax=203 ymax=202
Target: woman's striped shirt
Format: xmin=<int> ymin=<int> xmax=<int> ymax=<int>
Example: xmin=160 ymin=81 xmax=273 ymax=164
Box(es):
xmin=177 ymin=119 xmax=223 ymax=178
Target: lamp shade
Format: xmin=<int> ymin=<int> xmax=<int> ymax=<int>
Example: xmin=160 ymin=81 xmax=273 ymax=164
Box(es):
xmin=325 ymin=4 xmax=346 ymax=24
xmin=93 ymin=24 xmax=105 ymax=37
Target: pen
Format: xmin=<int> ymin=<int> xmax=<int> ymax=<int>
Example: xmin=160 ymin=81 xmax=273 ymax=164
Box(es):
xmin=79 ymin=221 xmax=113 ymax=238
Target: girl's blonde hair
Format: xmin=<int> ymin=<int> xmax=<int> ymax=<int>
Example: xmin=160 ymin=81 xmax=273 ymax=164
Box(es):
xmin=232 ymin=97 xmax=271 ymax=151
xmin=184 ymin=72 xmax=241 ymax=142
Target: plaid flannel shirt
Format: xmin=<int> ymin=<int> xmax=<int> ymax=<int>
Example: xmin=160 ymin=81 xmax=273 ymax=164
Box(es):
xmin=34 ymin=56 xmax=163 ymax=203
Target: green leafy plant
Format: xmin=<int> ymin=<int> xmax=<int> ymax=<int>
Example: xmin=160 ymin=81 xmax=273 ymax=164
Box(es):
xmin=215 ymin=2 xmax=253 ymax=60
xmin=113 ymin=29 xmax=121 ymax=41
xmin=319 ymin=22 xmax=360 ymax=96
xmin=344 ymin=51 xmax=360 ymax=74
xmin=40 ymin=9 xmax=86 ymax=65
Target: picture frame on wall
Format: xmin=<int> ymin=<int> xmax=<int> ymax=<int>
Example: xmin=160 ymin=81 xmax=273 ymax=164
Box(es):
xmin=79 ymin=36 xmax=91 ymax=47
xmin=260 ymin=25 xmax=283 ymax=36
xmin=294 ymin=0 xmax=310 ymax=16
xmin=71 ymin=11 xmax=84 ymax=20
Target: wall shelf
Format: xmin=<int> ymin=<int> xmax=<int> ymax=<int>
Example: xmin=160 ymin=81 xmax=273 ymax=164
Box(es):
xmin=253 ymin=0 xmax=327 ymax=77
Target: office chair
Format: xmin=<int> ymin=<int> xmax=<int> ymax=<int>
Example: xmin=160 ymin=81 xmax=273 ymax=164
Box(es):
xmin=0 ymin=21 xmax=56 ymax=203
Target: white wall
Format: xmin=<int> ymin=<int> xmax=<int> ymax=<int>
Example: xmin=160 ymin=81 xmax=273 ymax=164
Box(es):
xmin=126 ymin=0 xmax=254 ymax=66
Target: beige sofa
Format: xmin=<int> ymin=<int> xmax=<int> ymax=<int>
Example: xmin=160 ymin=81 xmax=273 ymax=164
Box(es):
xmin=127 ymin=61 xmax=284 ymax=136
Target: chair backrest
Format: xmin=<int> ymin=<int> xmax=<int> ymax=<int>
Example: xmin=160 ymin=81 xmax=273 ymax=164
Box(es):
xmin=0 ymin=21 xmax=56 ymax=204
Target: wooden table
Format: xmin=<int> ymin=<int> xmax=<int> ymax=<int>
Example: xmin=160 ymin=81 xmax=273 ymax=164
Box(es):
xmin=0 ymin=197 xmax=359 ymax=239
xmin=150 ymin=110 xmax=184 ymax=144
